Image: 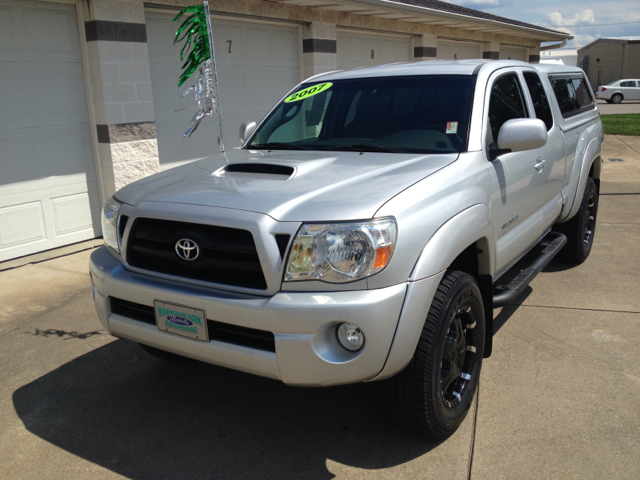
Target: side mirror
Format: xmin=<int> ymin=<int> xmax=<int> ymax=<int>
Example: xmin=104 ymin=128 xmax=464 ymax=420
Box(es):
xmin=497 ymin=118 xmax=547 ymax=153
xmin=239 ymin=121 xmax=257 ymax=144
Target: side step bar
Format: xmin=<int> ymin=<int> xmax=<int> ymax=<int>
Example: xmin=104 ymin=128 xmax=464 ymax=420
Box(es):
xmin=493 ymin=232 xmax=567 ymax=308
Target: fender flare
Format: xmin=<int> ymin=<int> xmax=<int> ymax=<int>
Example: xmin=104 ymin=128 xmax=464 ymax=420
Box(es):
xmin=372 ymin=204 xmax=495 ymax=380
xmin=410 ymin=204 xmax=495 ymax=281
xmin=560 ymin=136 xmax=601 ymax=222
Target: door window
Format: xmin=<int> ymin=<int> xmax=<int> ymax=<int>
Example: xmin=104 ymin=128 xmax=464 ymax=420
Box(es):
xmin=523 ymin=71 xmax=553 ymax=131
xmin=488 ymin=73 xmax=528 ymax=143
xmin=620 ymin=81 xmax=635 ymax=87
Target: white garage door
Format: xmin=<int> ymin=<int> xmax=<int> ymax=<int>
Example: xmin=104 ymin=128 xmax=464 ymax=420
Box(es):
xmin=337 ymin=31 xmax=411 ymax=70
xmin=146 ymin=13 xmax=300 ymax=168
xmin=0 ymin=0 xmax=101 ymax=262
xmin=500 ymin=46 xmax=528 ymax=61
xmin=437 ymin=40 xmax=481 ymax=60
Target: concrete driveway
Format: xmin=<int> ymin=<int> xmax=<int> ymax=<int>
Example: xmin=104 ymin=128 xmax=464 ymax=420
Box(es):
xmin=1 ymin=136 xmax=638 ymax=479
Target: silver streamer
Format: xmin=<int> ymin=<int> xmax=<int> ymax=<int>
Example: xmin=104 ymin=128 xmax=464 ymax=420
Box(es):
xmin=182 ymin=59 xmax=217 ymax=138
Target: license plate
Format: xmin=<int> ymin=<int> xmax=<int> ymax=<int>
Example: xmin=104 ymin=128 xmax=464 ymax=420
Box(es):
xmin=154 ymin=301 xmax=208 ymax=342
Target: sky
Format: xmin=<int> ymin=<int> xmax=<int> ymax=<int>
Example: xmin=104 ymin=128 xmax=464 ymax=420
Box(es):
xmin=440 ymin=0 xmax=640 ymax=49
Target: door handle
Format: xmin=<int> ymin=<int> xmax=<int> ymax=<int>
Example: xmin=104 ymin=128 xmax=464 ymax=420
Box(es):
xmin=535 ymin=158 xmax=546 ymax=172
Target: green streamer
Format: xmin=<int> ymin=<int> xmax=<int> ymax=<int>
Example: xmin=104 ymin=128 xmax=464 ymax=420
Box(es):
xmin=173 ymin=5 xmax=211 ymax=87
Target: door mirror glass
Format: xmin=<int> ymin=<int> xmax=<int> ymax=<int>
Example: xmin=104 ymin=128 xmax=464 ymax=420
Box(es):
xmin=497 ymin=118 xmax=547 ymax=152
xmin=239 ymin=121 xmax=257 ymax=144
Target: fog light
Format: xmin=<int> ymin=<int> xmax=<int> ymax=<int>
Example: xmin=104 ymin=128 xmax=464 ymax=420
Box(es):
xmin=337 ymin=323 xmax=364 ymax=351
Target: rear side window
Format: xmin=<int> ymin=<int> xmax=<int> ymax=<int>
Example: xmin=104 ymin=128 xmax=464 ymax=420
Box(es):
xmin=488 ymin=73 xmax=528 ymax=142
xmin=550 ymin=75 xmax=594 ymax=117
xmin=523 ymin=71 xmax=553 ymax=131
xmin=620 ymin=81 xmax=636 ymax=87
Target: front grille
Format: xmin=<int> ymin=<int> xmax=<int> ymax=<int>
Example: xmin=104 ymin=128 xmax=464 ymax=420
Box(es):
xmin=126 ymin=218 xmax=267 ymax=290
xmin=110 ymin=298 xmax=276 ymax=352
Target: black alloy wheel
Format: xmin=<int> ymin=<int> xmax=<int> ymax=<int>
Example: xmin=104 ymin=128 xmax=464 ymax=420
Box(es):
xmin=555 ymin=177 xmax=599 ymax=264
xmin=383 ymin=270 xmax=485 ymax=439
xmin=440 ymin=304 xmax=478 ymax=409
xmin=582 ymin=187 xmax=597 ymax=250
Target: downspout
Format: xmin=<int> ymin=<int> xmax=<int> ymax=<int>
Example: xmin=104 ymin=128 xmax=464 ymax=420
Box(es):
xmin=540 ymin=39 xmax=568 ymax=51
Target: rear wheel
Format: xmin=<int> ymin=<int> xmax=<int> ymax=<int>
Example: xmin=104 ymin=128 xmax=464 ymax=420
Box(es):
xmin=555 ymin=177 xmax=599 ymax=264
xmin=383 ymin=270 xmax=484 ymax=439
xmin=611 ymin=93 xmax=623 ymax=104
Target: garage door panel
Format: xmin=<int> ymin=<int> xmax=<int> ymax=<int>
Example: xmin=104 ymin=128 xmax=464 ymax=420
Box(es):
xmin=0 ymin=180 xmax=100 ymax=259
xmin=146 ymin=14 xmax=175 ymax=62
xmin=149 ymin=63 xmax=183 ymax=112
xmin=437 ymin=40 xmax=481 ymax=60
xmin=0 ymin=5 xmax=18 ymax=53
xmin=272 ymin=29 xmax=298 ymax=60
xmin=0 ymin=137 xmax=37 ymax=186
xmin=213 ymin=24 xmax=244 ymax=59
xmin=0 ymin=62 xmax=90 ymax=130
xmin=500 ymin=47 xmax=527 ymax=61
xmin=23 ymin=6 xmax=78 ymax=55
xmin=0 ymin=124 xmax=95 ymax=188
xmin=244 ymin=26 xmax=270 ymax=59
xmin=34 ymin=128 xmax=95 ymax=181
xmin=337 ymin=32 xmax=411 ymax=70
xmin=50 ymin=192 xmax=94 ymax=236
xmin=0 ymin=201 xmax=46 ymax=248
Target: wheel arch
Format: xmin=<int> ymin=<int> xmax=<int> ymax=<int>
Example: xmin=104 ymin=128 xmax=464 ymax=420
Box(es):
xmin=560 ymin=136 xmax=602 ymax=223
xmin=373 ymin=205 xmax=496 ymax=381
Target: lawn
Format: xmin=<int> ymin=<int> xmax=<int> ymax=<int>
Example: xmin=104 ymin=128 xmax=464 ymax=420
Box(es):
xmin=600 ymin=114 xmax=640 ymax=136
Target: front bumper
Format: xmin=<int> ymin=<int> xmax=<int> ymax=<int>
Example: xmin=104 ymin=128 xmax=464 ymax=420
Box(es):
xmin=90 ymin=246 xmax=407 ymax=386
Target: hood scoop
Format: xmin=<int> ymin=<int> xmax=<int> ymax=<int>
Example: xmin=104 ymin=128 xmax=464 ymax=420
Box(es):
xmin=223 ymin=163 xmax=294 ymax=177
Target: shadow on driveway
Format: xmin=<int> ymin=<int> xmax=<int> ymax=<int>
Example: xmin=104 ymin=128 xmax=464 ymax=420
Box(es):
xmin=13 ymin=339 xmax=440 ymax=479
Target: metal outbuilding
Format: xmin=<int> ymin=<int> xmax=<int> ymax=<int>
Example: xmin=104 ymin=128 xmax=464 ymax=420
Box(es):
xmin=578 ymin=37 xmax=640 ymax=89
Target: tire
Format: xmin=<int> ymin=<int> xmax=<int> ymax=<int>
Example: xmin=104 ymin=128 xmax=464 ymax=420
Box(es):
xmin=383 ymin=270 xmax=485 ymax=439
xmin=611 ymin=93 xmax=623 ymax=104
xmin=605 ymin=99 xmax=613 ymax=104
xmin=555 ymin=177 xmax=599 ymax=264
xmin=139 ymin=343 xmax=195 ymax=363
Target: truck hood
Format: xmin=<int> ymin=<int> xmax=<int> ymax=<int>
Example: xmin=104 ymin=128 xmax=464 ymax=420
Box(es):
xmin=115 ymin=148 xmax=458 ymax=222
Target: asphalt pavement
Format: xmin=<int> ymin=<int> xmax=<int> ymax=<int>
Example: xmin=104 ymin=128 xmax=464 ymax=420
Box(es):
xmin=0 ymin=135 xmax=638 ymax=479
xmin=597 ymin=99 xmax=640 ymax=115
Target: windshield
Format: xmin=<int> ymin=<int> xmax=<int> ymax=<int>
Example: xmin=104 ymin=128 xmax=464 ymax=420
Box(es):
xmin=247 ymin=75 xmax=476 ymax=154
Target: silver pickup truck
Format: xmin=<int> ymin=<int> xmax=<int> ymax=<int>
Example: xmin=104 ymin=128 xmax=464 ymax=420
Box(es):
xmin=90 ymin=60 xmax=603 ymax=439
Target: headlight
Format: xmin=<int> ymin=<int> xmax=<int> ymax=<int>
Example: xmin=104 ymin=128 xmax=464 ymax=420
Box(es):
xmin=101 ymin=196 xmax=122 ymax=253
xmin=285 ymin=217 xmax=397 ymax=283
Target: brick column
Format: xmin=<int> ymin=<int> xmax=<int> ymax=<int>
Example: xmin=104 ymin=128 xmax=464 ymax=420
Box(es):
xmin=482 ymin=41 xmax=500 ymax=60
xmin=529 ymin=45 xmax=541 ymax=63
xmin=302 ymin=23 xmax=337 ymax=80
xmin=414 ymin=35 xmax=437 ymax=61
xmin=85 ymin=0 xmax=158 ymax=197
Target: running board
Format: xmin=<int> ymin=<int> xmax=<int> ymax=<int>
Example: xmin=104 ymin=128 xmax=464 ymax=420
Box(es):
xmin=493 ymin=232 xmax=567 ymax=308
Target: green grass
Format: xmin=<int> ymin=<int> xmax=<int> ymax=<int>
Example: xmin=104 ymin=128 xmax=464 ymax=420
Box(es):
xmin=600 ymin=114 xmax=640 ymax=136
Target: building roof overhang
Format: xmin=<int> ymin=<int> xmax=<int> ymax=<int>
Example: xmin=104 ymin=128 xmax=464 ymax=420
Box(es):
xmin=273 ymin=0 xmax=572 ymax=41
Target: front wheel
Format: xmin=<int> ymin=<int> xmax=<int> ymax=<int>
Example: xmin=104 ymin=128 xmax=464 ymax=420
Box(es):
xmin=611 ymin=93 xmax=623 ymax=104
xmin=383 ymin=271 xmax=485 ymax=439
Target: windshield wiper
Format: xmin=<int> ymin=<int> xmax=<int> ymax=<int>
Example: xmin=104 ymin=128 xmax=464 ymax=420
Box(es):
xmin=318 ymin=144 xmax=410 ymax=153
xmin=247 ymin=142 xmax=306 ymax=151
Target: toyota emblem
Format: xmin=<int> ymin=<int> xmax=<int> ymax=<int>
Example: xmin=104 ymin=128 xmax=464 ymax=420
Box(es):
xmin=175 ymin=238 xmax=200 ymax=261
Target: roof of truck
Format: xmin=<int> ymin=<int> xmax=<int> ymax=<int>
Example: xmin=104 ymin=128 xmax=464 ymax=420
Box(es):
xmin=314 ymin=60 xmax=585 ymax=82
